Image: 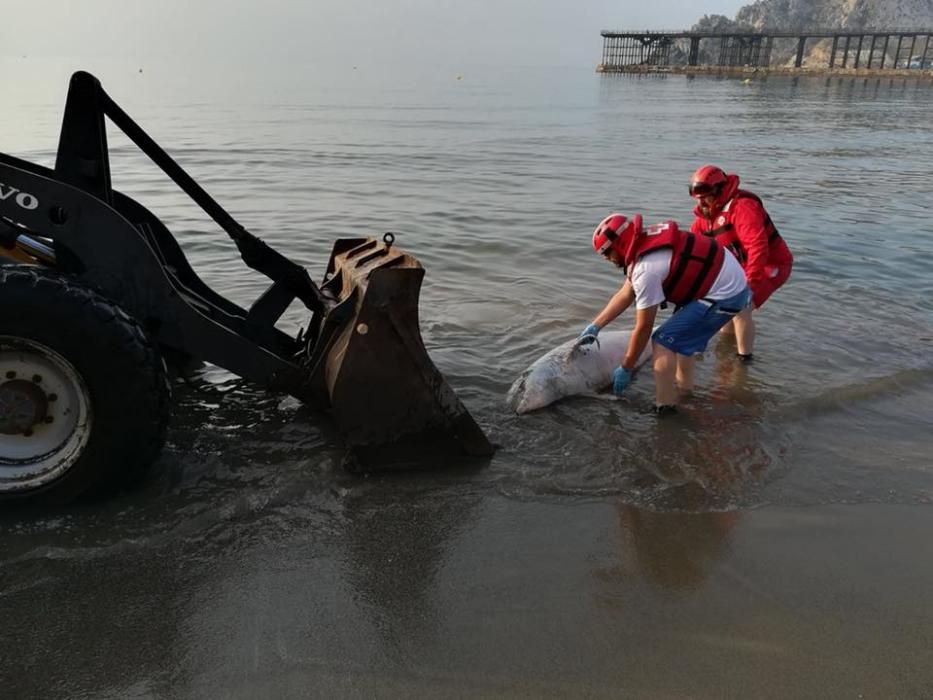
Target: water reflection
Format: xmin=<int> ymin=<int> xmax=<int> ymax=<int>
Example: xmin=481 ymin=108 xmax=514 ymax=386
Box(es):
xmin=337 ymin=479 xmax=482 ymax=666
xmin=591 ymin=486 xmax=744 ymax=603
xmin=596 ymin=397 xmax=755 ymax=596
xmin=615 ymin=345 xmax=772 ymax=512
xmin=616 ymin=505 xmax=742 ymax=592
xmin=588 ymin=349 xmax=769 ymax=597
xmin=708 ymin=334 xmax=765 ymax=410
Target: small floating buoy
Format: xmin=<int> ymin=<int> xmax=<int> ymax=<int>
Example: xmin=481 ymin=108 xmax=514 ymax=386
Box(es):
xmin=742 ymin=78 xmax=751 ymax=84
xmin=456 ymin=75 xmax=463 ymax=80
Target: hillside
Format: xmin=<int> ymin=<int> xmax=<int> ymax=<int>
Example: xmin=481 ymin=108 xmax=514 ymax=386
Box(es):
xmin=733 ymin=0 xmax=933 ymax=30
xmin=690 ymin=0 xmax=933 ymax=65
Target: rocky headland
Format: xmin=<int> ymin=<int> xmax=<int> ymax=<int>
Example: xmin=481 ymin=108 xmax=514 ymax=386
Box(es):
xmin=693 ymin=0 xmax=933 ymax=65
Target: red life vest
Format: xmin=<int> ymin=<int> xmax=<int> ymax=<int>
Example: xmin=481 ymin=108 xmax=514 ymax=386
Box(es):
xmin=624 ymin=221 xmax=724 ymax=306
xmin=705 ymin=190 xmax=786 ymax=265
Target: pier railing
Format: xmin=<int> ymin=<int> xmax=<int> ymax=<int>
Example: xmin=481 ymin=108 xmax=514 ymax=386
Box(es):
xmin=598 ymin=28 xmax=933 ymax=74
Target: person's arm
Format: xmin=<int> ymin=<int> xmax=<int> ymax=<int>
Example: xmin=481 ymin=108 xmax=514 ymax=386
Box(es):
xmin=589 ymin=278 xmax=635 ymax=329
xmin=621 ymin=304 xmax=658 ymax=370
xmin=732 ymin=200 xmax=771 ymax=307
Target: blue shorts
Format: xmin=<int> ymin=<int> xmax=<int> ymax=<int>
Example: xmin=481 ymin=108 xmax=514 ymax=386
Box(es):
xmin=651 ymin=287 xmax=752 ymax=356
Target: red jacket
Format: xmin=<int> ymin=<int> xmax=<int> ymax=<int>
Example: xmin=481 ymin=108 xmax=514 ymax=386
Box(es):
xmin=691 ymin=176 xmax=793 ymax=308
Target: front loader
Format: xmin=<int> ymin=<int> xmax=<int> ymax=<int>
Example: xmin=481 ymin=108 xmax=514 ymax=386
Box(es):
xmin=0 ymin=71 xmax=492 ymax=504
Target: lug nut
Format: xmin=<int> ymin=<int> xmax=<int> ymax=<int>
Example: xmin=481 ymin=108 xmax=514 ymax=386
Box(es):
xmin=48 ymin=393 xmax=58 ymax=402
xmin=44 ymin=416 xmax=54 ymax=424
xmin=32 ymin=375 xmax=42 ymax=383
xmin=5 ymin=371 xmax=15 ymax=379
xmin=23 ymin=429 xmax=33 ymax=437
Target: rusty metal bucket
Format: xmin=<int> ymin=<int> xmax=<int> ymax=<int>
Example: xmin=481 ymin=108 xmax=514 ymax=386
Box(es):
xmin=305 ymin=234 xmax=494 ymax=469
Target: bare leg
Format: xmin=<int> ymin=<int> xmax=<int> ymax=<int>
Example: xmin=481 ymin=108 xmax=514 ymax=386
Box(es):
xmin=719 ymin=318 xmax=735 ymax=336
xmin=731 ymin=306 xmax=755 ymax=356
xmin=675 ymin=354 xmax=696 ymax=394
xmin=653 ymin=342 xmax=679 ymax=406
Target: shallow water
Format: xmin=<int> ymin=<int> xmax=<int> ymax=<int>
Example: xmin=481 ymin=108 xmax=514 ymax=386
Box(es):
xmin=2 ymin=59 xmax=933 ymax=697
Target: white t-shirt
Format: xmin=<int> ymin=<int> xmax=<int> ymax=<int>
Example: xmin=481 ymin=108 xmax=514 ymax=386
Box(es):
xmin=630 ymin=248 xmax=747 ymax=310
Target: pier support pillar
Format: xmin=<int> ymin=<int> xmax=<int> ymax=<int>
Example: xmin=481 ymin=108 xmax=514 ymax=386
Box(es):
xmin=688 ymin=37 xmax=700 ymax=66
xmin=830 ymin=35 xmax=839 ymax=68
xmin=795 ymin=37 xmax=806 ymax=67
xmin=763 ymin=36 xmax=774 ymax=67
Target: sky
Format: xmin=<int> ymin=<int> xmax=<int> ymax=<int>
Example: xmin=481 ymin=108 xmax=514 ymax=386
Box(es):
xmin=4 ymin=0 xmax=749 ymax=69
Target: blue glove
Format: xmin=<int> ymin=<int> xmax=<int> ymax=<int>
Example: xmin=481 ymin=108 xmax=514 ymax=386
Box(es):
xmin=578 ymin=323 xmax=600 ymax=345
xmin=612 ymin=366 xmax=632 ymax=395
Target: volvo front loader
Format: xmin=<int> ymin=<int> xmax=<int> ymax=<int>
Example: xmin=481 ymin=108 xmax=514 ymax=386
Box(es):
xmin=0 ymin=71 xmax=492 ymax=504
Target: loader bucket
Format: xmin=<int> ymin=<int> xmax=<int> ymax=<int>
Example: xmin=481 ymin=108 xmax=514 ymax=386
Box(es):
xmin=312 ymin=235 xmax=494 ymax=469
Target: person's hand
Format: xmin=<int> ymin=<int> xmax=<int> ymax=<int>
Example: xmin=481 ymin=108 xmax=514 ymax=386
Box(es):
xmin=612 ymin=366 xmax=631 ymax=395
xmin=577 ymin=323 xmax=600 ymax=345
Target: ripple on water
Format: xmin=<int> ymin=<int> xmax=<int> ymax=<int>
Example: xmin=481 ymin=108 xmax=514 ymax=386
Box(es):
xmin=2 ymin=67 xmax=932 ymax=527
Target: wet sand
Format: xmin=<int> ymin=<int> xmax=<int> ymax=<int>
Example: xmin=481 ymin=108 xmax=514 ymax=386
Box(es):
xmin=4 ymin=494 xmax=933 ymax=699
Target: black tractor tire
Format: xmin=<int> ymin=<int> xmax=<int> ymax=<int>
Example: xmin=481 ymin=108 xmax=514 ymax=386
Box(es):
xmin=0 ymin=265 xmax=171 ymax=504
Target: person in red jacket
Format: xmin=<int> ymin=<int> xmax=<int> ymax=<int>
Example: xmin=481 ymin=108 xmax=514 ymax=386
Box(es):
xmin=689 ymin=165 xmax=793 ymax=362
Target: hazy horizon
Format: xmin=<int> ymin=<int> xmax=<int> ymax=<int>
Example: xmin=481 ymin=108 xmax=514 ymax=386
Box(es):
xmin=5 ymin=0 xmax=748 ymax=69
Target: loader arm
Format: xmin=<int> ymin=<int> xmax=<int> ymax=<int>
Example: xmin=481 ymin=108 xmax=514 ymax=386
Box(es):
xmin=55 ymin=71 xmax=330 ymax=317
xmin=0 ymin=70 xmax=494 ymax=468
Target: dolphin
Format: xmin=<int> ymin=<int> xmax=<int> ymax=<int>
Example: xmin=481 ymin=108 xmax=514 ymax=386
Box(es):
xmin=506 ymin=330 xmax=653 ymax=414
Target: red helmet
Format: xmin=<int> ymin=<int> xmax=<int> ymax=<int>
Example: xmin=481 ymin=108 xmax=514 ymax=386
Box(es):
xmin=592 ymin=213 xmax=643 ymax=261
xmin=689 ymin=164 xmax=728 ymax=198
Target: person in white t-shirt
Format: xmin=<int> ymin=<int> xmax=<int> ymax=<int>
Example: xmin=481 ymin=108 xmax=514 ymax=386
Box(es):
xmin=577 ymin=212 xmax=750 ymax=414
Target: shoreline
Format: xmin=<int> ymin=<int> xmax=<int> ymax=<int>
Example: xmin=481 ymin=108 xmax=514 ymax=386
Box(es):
xmin=597 ymin=63 xmax=933 ymax=79
xmin=5 ymin=497 xmax=933 ymax=698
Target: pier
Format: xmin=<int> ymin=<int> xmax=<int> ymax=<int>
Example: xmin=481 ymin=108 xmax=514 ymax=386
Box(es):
xmin=598 ymin=28 xmax=933 ymax=77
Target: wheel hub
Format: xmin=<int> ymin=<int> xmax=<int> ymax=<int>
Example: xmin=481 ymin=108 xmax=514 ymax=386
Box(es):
xmin=1 ymin=337 xmax=91 ymax=492
xmin=0 ymin=378 xmax=49 ymax=434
